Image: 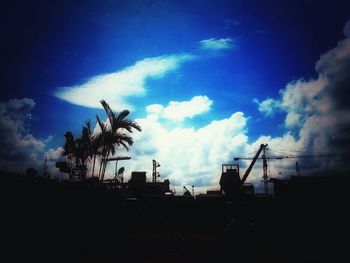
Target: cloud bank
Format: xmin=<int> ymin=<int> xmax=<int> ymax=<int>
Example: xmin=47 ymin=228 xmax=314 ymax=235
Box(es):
xmin=255 ymin=20 xmax=350 ymax=175
xmin=0 ymin=98 xmax=46 ymax=172
xmin=0 ymin=98 xmax=66 ymax=177
xmin=117 ymin=103 xmax=248 ymax=190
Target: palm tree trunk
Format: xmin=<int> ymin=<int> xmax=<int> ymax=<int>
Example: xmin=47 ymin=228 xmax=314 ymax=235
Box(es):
xmin=98 ymin=147 xmax=106 ymax=181
xmin=68 ymin=154 xmax=73 ymax=180
xmin=82 ymin=160 xmax=87 ymax=181
xmin=98 ymin=157 xmax=104 ymax=181
xmin=91 ymin=154 xmax=96 ymax=179
xmin=101 ymin=159 xmax=106 ymax=182
xmin=101 ymin=150 xmax=110 ymax=181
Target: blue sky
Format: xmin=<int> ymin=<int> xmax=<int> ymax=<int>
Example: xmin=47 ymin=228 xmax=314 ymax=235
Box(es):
xmin=1 ymin=0 xmax=350 ymax=192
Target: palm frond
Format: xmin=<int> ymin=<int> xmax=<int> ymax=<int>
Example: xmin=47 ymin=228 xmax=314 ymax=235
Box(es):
xmin=116 ymin=110 xmax=130 ymax=122
xmin=119 ymin=119 xmax=142 ymax=132
xmin=117 ymin=133 xmax=134 ymax=146
xmin=85 ymin=119 xmax=92 ymax=135
xmin=96 ymin=115 xmax=106 ymax=133
xmin=64 ymin=131 xmax=74 ymax=141
xmin=118 ymin=140 xmax=130 ymax=151
xmin=100 ymin=100 xmax=115 ymax=128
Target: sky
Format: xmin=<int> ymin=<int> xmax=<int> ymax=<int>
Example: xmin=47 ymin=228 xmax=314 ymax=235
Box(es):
xmin=1 ymin=0 xmax=350 ymax=192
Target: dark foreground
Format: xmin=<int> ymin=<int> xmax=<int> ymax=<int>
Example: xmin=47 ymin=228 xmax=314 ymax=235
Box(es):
xmin=1 ymin=172 xmax=350 ymax=263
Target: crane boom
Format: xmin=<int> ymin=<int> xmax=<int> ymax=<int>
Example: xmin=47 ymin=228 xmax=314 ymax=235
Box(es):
xmin=234 ymin=146 xmax=339 ymax=195
xmin=235 ymin=154 xmax=336 ymax=161
xmin=240 ymin=144 xmax=268 ymax=184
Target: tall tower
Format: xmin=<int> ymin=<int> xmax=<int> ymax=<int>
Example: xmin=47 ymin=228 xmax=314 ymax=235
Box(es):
xmin=152 ymin=159 xmax=160 ymax=183
xmin=262 ymin=147 xmax=268 ymax=195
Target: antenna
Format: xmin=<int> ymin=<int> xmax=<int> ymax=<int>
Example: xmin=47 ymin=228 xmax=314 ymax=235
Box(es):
xmin=152 ymin=159 xmax=161 ymax=183
xmin=42 ymin=156 xmax=50 ymax=178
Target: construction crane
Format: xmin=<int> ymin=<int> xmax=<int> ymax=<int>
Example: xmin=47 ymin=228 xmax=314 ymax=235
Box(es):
xmin=183 ymin=186 xmax=193 ymax=197
xmin=234 ymin=145 xmax=337 ymax=194
xmin=233 ymin=144 xmax=269 ymax=194
xmin=218 ymin=145 xmax=267 ymax=198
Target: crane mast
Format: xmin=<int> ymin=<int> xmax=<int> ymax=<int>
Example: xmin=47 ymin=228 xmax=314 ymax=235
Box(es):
xmin=239 ymin=144 xmax=268 ymax=184
xmin=219 ymin=144 xmax=268 ymax=198
xmin=262 ymin=146 xmax=268 ymax=194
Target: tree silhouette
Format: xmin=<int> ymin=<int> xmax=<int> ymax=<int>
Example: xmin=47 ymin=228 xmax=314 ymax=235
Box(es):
xmin=63 ymin=131 xmax=75 ymax=180
xmin=62 ymin=121 xmax=93 ymax=181
xmin=97 ymin=100 xmax=141 ymax=181
xmin=90 ymin=128 xmax=103 ymax=179
xmin=60 ymin=100 xmax=141 ymax=182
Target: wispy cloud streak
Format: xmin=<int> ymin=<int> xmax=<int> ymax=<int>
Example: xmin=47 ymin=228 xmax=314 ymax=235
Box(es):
xmin=199 ymin=37 xmax=235 ymax=51
xmin=54 ymin=54 xmax=194 ymax=110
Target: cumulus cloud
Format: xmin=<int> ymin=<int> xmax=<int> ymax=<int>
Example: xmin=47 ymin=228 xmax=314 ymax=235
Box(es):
xmin=110 ymin=105 xmax=293 ymax=192
xmin=44 ymin=147 xmax=67 ymax=178
xmin=0 ymin=98 xmax=46 ymax=172
xmin=256 ymin=20 xmax=350 ymax=176
xmin=253 ymin=97 xmax=281 ymax=117
xmin=111 ymin=109 xmax=249 ymax=190
xmin=199 ymin=38 xmax=235 ymax=51
xmin=146 ymin=95 xmax=213 ymax=122
xmin=0 ymin=98 xmax=67 ymax=178
xmin=54 ymin=54 xmax=194 ymax=110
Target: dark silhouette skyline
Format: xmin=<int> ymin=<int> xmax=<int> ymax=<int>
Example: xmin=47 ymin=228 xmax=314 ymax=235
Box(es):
xmin=1 ymin=2 xmax=350 ymax=261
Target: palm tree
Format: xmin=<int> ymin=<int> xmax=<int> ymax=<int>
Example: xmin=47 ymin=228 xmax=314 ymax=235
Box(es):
xmin=90 ymin=130 xmax=103 ymax=179
xmin=97 ymin=100 xmax=141 ymax=181
xmin=96 ymin=115 xmax=109 ymax=180
xmin=62 ymin=121 xmax=93 ymax=181
xmin=60 ymin=100 xmax=141 ymax=182
xmin=63 ymin=131 xmax=75 ymax=180
xmin=76 ymin=120 xmax=93 ymax=180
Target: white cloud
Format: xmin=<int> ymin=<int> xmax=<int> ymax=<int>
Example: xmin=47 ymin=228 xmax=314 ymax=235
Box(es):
xmin=253 ymin=97 xmax=281 ymax=117
xmin=199 ymin=38 xmax=235 ymax=51
xmin=0 ymin=98 xmax=47 ymax=172
xmin=255 ymin=19 xmax=350 ymax=176
xmin=0 ymin=98 xmax=69 ymax=179
xmin=100 ymin=107 xmax=249 ymax=190
xmin=106 ymin=105 xmax=302 ymax=192
xmin=54 ymin=54 xmax=194 ymax=110
xmin=54 ymin=38 xmax=237 ymax=111
xmin=146 ymin=95 xmax=213 ymax=122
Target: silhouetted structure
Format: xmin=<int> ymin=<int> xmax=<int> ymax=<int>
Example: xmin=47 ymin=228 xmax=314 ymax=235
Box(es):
xmin=1 ymin=169 xmax=350 ymax=263
xmin=127 ymin=171 xmax=171 ymax=196
xmin=270 ymin=175 xmax=350 ymax=199
xmin=152 ymin=159 xmax=161 ymax=183
xmin=219 ymin=164 xmax=241 ymax=198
